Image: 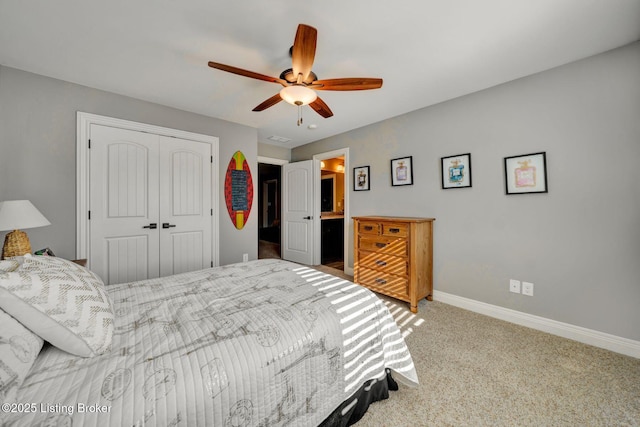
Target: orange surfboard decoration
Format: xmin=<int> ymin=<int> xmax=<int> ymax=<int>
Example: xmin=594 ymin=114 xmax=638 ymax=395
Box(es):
xmin=224 ymin=151 xmax=253 ymax=229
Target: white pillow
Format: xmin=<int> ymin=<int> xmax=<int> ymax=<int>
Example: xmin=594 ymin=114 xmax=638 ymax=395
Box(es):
xmin=0 ymin=256 xmax=114 ymax=357
xmin=0 ymin=260 xmax=20 ymax=272
xmin=0 ymin=308 xmax=44 ymax=405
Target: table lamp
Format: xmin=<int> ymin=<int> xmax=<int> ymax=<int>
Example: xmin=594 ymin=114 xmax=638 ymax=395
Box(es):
xmin=0 ymin=200 xmax=51 ymax=259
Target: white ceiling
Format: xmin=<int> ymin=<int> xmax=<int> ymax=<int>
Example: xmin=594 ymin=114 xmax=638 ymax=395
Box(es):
xmin=1 ymin=1 xmax=639 ymax=148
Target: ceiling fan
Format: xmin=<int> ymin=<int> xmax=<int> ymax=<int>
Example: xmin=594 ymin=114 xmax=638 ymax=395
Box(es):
xmin=208 ymin=24 xmax=383 ymax=125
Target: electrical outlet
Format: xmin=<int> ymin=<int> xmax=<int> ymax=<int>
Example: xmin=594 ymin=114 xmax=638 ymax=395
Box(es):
xmin=509 ymin=279 xmax=521 ymax=293
xmin=242 ymin=253 xmax=248 ymax=263
xmin=522 ymin=282 xmax=534 ymax=296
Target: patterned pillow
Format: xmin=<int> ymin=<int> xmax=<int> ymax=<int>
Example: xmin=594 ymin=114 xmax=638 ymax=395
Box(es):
xmin=0 ymin=260 xmax=20 ymax=272
xmin=0 ymin=256 xmax=114 ymax=357
xmin=0 ymin=307 xmax=44 ymax=405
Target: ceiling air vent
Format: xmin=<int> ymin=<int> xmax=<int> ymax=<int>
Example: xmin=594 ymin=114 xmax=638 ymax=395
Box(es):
xmin=267 ymin=135 xmax=292 ymax=144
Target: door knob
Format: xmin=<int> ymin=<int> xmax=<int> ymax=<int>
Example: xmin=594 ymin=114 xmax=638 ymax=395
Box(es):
xmin=162 ymin=223 xmax=176 ymax=229
xmin=143 ymin=223 xmax=157 ymax=229
xmin=303 ymin=216 xmax=313 ymax=220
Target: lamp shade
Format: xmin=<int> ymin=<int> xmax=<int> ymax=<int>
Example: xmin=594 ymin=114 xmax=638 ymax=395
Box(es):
xmin=0 ymin=200 xmax=51 ymax=231
xmin=279 ymin=85 xmax=317 ymax=106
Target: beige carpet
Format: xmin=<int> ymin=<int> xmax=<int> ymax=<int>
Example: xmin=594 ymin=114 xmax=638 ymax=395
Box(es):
xmin=355 ymin=297 xmax=640 ymax=426
xmin=278 ymin=264 xmax=640 ymax=426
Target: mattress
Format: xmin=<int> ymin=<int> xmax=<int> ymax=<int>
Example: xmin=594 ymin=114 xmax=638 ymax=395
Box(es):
xmin=4 ymin=259 xmax=417 ymax=426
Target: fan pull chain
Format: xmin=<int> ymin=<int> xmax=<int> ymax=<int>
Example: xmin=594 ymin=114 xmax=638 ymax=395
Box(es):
xmin=297 ymin=104 xmax=303 ymax=126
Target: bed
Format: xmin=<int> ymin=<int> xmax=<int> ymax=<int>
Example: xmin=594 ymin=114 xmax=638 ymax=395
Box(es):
xmin=0 ymin=256 xmax=417 ymax=426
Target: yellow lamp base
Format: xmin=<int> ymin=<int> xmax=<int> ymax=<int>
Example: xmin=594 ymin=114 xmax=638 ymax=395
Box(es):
xmin=2 ymin=229 xmax=31 ymax=259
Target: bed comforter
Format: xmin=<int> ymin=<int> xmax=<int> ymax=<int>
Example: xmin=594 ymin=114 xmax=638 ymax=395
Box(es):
xmin=4 ymin=259 xmax=417 ymax=426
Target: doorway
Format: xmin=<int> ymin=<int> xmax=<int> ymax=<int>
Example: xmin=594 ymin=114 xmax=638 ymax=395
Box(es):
xmin=316 ymin=152 xmax=348 ymax=273
xmin=276 ymin=149 xmax=349 ymax=274
xmin=320 ymin=158 xmax=345 ymax=270
xmin=258 ymin=160 xmax=284 ymax=259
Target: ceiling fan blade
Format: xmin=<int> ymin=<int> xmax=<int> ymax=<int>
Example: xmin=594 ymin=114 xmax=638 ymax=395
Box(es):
xmin=208 ymin=61 xmax=287 ymax=87
xmin=252 ymin=93 xmax=283 ymax=111
xmin=309 ymin=96 xmax=333 ymax=118
xmin=291 ymin=24 xmax=317 ymax=83
xmin=313 ymin=78 xmax=383 ymax=91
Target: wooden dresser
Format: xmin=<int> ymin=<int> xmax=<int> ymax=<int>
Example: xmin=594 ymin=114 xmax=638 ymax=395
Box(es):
xmin=353 ymin=216 xmax=434 ymax=313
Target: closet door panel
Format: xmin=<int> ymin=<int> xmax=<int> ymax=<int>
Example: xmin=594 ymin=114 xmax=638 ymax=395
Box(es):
xmin=105 ymin=235 xmax=150 ymax=285
xmin=169 ymin=231 xmax=204 ymax=275
xmin=159 ymin=136 xmax=212 ymax=277
xmin=89 ymin=124 xmax=160 ymax=285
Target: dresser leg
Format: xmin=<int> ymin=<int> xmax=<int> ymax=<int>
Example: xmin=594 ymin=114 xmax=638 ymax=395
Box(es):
xmin=426 ymin=294 xmax=433 ymax=301
xmin=410 ymin=305 xmax=418 ymax=313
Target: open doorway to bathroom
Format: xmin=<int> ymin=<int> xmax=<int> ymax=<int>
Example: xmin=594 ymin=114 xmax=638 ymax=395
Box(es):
xmin=320 ymin=156 xmax=345 ymax=271
xmin=258 ymin=162 xmax=282 ymax=259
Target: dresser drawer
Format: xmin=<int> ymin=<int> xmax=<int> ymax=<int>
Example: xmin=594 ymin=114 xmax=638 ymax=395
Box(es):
xmin=359 ymin=236 xmax=408 ymax=256
xmin=358 ymin=250 xmax=408 ymax=276
xmin=358 ymin=221 xmax=380 ymax=235
xmin=357 ymin=268 xmax=409 ymax=299
xmin=353 ymin=216 xmax=435 ymax=313
xmin=381 ymin=222 xmax=408 ymax=238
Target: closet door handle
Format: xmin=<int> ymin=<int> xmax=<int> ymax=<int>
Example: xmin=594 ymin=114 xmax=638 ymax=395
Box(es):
xmin=162 ymin=223 xmax=176 ymax=229
xmin=143 ymin=223 xmax=157 ymax=229
xmin=303 ymin=216 xmax=313 ymax=220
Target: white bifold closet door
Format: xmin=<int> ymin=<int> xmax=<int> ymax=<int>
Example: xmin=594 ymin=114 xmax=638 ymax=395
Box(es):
xmin=89 ymin=124 xmax=212 ymax=285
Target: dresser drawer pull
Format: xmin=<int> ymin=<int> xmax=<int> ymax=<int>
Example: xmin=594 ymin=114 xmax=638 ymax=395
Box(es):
xmin=375 ymin=242 xmax=387 ymax=249
xmin=389 ymin=228 xmax=401 ymax=233
xmin=375 ymin=260 xmax=387 ymax=266
xmin=364 ymin=225 xmax=374 ymax=231
xmin=375 ymin=278 xmax=387 ymax=285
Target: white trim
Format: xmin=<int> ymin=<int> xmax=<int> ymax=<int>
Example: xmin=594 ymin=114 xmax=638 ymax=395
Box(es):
xmin=313 ymin=148 xmax=350 ymax=272
xmin=433 ymin=290 xmax=640 ymax=359
xmin=258 ymin=156 xmax=289 ymax=165
xmin=76 ymin=112 xmax=220 ymax=267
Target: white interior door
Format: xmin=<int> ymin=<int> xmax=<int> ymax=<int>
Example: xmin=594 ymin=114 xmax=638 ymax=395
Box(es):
xmin=282 ymin=160 xmax=317 ymax=265
xmin=89 ymin=125 xmax=213 ymax=285
xmin=89 ymin=125 xmax=160 ymax=285
xmin=158 ymin=136 xmax=212 ymax=277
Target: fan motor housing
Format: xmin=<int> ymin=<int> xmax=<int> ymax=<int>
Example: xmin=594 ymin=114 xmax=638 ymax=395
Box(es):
xmin=280 ymin=68 xmax=318 ymax=85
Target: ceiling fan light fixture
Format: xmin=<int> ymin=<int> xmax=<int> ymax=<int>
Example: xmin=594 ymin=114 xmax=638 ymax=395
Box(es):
xmin=208 ymin=24 xmax=379 ymax=124
xmin=279 ymin=85 xmax=317 ymax=106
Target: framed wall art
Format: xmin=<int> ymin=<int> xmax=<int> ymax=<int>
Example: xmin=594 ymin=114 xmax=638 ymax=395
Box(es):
xmin=504 ymin=151 xmax=548 ymax=195
xmin=390 ymin=156 xmax=413 ymax=186
xmin=441 ymin=153 xmax=472 ymax=189
xmin=353 ymin=166 xmax=370 ymax=191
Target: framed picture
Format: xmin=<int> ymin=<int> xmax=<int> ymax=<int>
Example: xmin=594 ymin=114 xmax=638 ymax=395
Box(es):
xmin=353 ymin=166 xmax=370 ymax=191
xmin=504 ymin=152 xmax=548 ymax=195
xmin=390 ymin=156 xmax=413 ymax=186
xmin=441 ymin=153 xmax=472 ymax=189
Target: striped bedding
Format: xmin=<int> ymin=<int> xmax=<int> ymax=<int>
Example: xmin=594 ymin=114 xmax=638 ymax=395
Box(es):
xmin=5 ymin=259 xmax=418 ymax=426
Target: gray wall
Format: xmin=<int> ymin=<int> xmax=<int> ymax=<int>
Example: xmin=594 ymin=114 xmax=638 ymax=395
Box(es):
xmin=258 ymin=142 xmax=291 ymax=161
xmin=293 ymin=42 xmax=640 ymax=341
xmin=0 ymin=66 xmax=258 ymax=266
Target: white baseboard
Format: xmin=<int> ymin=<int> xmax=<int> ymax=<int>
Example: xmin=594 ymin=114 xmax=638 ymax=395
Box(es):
xmin=345 ymin=266 xmax=354 ymax=276
xmin=433 ymin=291 xmax=640 ymax=359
